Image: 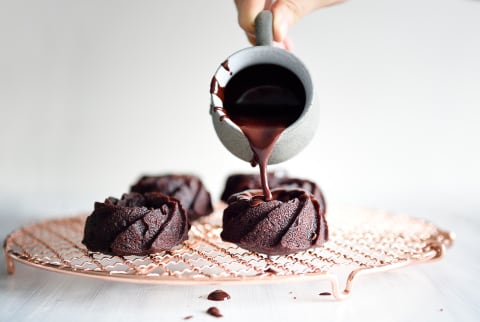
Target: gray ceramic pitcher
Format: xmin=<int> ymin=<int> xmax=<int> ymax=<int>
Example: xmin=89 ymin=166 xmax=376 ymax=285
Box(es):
xmin=210 ymin=10 xmax=318 ymax=164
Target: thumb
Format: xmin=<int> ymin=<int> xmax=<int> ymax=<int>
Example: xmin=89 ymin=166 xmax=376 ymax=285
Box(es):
xmin=271 ymin=0 xmax=344 ymax=42
xmin=271 ymin=0 xmax=303 ymax=42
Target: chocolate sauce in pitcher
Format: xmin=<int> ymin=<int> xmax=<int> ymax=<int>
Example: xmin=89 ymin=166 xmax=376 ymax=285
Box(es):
xmin=215 ymin=63 xmax=305 ymax=200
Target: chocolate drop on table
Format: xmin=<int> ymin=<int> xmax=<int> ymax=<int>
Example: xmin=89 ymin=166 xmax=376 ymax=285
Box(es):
xmin=207 ymin=289 xmax=231 ymax=301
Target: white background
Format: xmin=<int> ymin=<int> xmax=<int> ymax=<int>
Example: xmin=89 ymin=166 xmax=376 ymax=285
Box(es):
xmin=0 ymin=1 xmax=479 ymax=321
xmin=0 ymin=0 xmax=479 ymax=218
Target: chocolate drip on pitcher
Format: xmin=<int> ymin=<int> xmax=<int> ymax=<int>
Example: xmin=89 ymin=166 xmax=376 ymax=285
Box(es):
xmin=221 ymin=60 xmax=233 ymax=75
xmin=210 ymin=76 xmax=225 ymax=102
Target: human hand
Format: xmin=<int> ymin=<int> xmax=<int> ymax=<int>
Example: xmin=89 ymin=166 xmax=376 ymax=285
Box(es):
xmin=234 ymin=0 xmax=344 ymax=50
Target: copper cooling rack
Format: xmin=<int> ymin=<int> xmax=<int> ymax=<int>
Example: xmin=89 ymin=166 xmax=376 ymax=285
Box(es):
xmin=3 ymin=205 xmax=453 ymax=300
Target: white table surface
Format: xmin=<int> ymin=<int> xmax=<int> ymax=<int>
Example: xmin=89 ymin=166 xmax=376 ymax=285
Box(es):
xmin=1 ymin=210 xmax=478 ymax=322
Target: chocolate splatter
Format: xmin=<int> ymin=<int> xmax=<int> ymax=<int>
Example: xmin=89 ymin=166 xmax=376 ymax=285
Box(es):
xmin=319 ymin=292 xmax=332 ymax=296
xmin=207 ymin=290 xmax=231 ymax=301
xmin=206 ymin=307 xmax=222 ymax=318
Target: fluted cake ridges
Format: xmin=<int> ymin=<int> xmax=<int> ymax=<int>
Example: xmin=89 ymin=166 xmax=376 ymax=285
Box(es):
xmin=130 ymin=174 xmax=214 ymax=222
xmin=82 ymin=192 xmax=189 ymax=256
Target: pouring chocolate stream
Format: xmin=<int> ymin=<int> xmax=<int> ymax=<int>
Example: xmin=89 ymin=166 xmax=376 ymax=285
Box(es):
xmin=214 ymin=64 xmax=304 ymax=200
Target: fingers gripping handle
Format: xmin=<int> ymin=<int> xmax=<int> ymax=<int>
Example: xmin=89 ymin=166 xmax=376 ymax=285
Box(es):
xmin=255 ymin=10 xmax=273 ymax=46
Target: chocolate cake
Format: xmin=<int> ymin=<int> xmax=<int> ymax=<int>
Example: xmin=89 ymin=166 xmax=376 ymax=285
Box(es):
xmin=130 ymin=174 xmax=213 ymax=222
xmin=82 ymin=192 xmax=189 ymax=256
xmin=221 ymin=188 xmax=328 ymax=256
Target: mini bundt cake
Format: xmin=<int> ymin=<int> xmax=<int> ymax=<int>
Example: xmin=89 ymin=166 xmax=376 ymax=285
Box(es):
xmin=82 ymin=192 xmax=189 ymax=256
xmin=130 ymin=174 xmax=213 ymax=222
xmin=221 ymin=188 xmax=328 ymax=256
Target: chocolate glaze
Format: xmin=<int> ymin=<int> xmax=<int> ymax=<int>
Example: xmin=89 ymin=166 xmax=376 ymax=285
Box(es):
xmin=207 ymin=290 xmax=231 ymax=301
xmin=212 ymin=64 xmax=305 ymax=201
